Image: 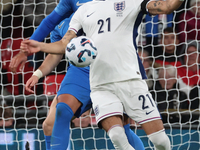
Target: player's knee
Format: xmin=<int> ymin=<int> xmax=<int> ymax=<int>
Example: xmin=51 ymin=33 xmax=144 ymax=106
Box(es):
xmin=148 ymin=130 xmax=171 ymax=150
xmin=56 ymin=102 xmax=74 ymax=120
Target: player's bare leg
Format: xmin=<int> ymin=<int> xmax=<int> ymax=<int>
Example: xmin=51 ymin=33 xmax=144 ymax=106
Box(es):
xmin=100 ymin=115 xmax=135 ymax=150
xmin=42 ymin=95 xmax=57 ymax=136
xmin=42 ymin=95 xmax=58 ymax=150
xmin=141 ymin=119 xmax=164 ymax=135
xmin=141 ymin=119 xmax=171 ymax=150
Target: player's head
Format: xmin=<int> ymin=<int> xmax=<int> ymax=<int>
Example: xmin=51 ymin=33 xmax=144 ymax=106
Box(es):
xmin=158 ymin=65 xmax=177 ymax=90
xmin=0 ymin=103 xmax=14 ymax=127
xmin=161 ymin=27 xmax=179 ymax=54
xmin=184 ymin=40 xmax=200 ymax=67
xmin=138 ymin=48 xmax=151 ymax=73
xmin=72 ymin=109 xmax=91 ymax=128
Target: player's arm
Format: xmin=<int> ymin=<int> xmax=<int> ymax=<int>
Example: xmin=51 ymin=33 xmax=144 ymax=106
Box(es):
xmin=25 ymin=54 xmax=63 ymax=93
xmin=146 ymin=0 xmax=183 ymax=15
xmin=9 ymin=10 xmax=64 ymax=73
xmin=21 ymin=30 xmax=77 ymax=55
xmin=9 ymin=0 xmax=71 ymax=73
xmin=30 ymin=0 xmax=72 ymax=42
xmin=39 ymin=54 xmax=64 ymax=77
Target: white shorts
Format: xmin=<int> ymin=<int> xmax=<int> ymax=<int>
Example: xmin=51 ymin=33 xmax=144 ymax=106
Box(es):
xmin=91 ymin=79 xmax=161 ymax=125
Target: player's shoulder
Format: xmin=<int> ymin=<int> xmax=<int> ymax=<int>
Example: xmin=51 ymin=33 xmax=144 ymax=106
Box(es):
xmin=73 ymin=0 xmax=93 ymax=8
xmin=74 ymin=0 xmax=94 ymax=13
xmin=78 ymin=0 xmax=95 ymax=7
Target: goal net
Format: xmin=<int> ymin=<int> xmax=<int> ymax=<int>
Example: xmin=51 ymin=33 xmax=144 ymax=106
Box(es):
xmin=0 ymin=0 xmax=199 ymax=150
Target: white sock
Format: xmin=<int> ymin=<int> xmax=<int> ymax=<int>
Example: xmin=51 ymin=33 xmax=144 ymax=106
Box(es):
xmin=148 ymin=129 xmax=171 ymax=150
xmin=107 ymin=125 xmax=135 ymax=150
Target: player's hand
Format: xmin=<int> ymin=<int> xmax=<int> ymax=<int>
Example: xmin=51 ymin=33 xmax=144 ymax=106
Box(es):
xmin=9 ymin=52 xmax=28 ymax=73
xmin=20 ymin=40 xmax=41 ymax=54
xmin=25 ymin=75 xmax=39 ymax=93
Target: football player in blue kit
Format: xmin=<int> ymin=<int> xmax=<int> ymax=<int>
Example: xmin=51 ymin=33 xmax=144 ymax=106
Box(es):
xmin=9 ymin=1 xmax=145 ymax=149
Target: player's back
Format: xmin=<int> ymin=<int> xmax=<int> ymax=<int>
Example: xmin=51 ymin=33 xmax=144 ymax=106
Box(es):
xmin=70 ymin=0 xmax=146 ymax=87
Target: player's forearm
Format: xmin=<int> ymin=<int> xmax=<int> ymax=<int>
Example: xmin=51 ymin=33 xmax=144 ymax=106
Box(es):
xmin=165 ymin=0 xmax=183 ymax=13
xmin=39 ymin=30 xmax=76 ymax=54
xmin=147 ymin=0 xmax=183 ymax=15
xmin=38 ymin=54 xmax=63 ymax=77
xmin=40 ymin=41 xmax=66 ymax=54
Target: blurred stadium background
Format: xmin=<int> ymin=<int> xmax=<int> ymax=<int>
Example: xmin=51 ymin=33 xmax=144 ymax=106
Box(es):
xmin=0 ymin=0 xmax=199 ymax=149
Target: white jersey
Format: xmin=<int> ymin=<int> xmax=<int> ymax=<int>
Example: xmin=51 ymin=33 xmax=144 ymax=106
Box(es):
xmin=69 ymin=0 xmax=147 ymax=88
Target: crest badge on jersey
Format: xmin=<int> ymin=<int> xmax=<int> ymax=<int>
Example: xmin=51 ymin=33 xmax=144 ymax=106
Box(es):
xmin=114 ymin=1 xmax=125 ymax=17
xmin=94 ymin=105 xmax=99 ymax=116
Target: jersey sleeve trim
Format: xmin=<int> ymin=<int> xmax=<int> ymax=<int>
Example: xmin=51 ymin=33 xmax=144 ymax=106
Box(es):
xmin=141 ymin=0 xmax=150 ymax=14
xmin=68 ymin=28 xmax=78 ymax=34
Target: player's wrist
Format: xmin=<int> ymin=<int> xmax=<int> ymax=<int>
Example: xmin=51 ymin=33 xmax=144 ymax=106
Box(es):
xmin=19 ymin=50 xmax=29 ymax=56
xmin=32 ymin=69 xmax=43 ymax=79
xmin=19 ymin=50 xmax=33 ymax=57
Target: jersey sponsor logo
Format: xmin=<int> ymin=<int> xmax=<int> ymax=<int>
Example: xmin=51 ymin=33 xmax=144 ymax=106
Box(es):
xmin=146 ymin=110 xmax=154 ymax=115
xmin=114 ymin=1 xmax=125 ymax=12
xmin=87 ymin=12 xmax=95 ymax=17
xmin=76 ymin=1 xmax=85 ymax=6
xmin=58 ymin=21 xmax=65 ymax=29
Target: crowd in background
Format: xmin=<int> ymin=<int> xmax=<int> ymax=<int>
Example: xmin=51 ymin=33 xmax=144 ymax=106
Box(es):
xmin=0 ymin=0 xmax=199 ymax=128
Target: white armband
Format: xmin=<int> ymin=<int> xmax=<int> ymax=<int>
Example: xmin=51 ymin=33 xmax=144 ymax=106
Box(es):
xmin=32 ymin=69 xmax=43 ymax=79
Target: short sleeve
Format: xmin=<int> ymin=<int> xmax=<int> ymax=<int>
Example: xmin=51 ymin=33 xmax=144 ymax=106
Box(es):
xmin=141 ymin=0 xmax=150 ymax=14
xmin=68 ymin=7 xmax=83 ymax=34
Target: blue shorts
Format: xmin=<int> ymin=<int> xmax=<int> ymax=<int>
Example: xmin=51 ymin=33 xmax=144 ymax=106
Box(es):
xmin=57 ymin=65 xmax=91 ymax=118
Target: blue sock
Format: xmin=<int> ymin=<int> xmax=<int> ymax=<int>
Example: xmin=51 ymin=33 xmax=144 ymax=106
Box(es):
xmin=124 ymin=124 xmax=145 ymax=150
xmin=44 ymin=135 xmax=51 ymax=150
xmin=50 ymin=102 xmax=74 ymax=150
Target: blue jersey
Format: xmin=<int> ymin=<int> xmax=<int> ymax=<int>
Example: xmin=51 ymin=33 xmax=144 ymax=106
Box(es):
xmin=50 ymin=15 xmax=91 ymax=117
xmin=30 ymin=0 xmax=92 ymax=41
xmin=50 ymin=14 xmax=90 ymax=72
xmin=50 ymin=15 xmax=72 ymax=43
xmin=55 ymin=0 xmax=90 ymax=17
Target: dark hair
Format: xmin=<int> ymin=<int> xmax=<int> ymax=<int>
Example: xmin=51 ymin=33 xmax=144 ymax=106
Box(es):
xmin=163 ymin=27 xmax=177 ymax=34
xmin=0 ymin=104 xmax=13 ymax=119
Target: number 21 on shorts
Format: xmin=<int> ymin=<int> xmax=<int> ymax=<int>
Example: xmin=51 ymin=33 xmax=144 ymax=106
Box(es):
xmin=138 ymin=94 xmax=156 ymax=115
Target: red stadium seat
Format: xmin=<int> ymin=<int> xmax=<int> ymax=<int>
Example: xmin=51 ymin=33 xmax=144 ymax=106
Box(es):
xmin=1 ymin=38 xmax=34 ymax=95
xmin=43 ymin=74 xmax=65 ymax=106
xmin=43 ymin=74 xmax=65 ymax=95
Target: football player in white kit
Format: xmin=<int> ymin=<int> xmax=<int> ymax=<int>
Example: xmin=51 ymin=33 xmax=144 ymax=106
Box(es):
xmin=20 ymin=0 xmax=184 ymax=149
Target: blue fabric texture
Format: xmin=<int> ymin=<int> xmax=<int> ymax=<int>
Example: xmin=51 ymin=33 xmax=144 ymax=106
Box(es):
xmin=145 ymin=14 xmax=159 ymax=37
xmin=124 ymin=124 xmax=145 ymax=150
xmin=30 ymin=10 xmax=63 ymax=41
xmin=44 ymin=135 xmax=51 ymax=150
xmin=51 ymin=103 xmax=74 ymax=150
